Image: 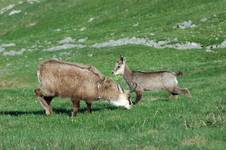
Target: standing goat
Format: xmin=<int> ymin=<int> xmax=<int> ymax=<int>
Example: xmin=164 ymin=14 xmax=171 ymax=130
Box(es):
xmin=35 ymin=59 xmax=132 ymax=117
xmin=112 ymin=56 xmax=190 ymax=104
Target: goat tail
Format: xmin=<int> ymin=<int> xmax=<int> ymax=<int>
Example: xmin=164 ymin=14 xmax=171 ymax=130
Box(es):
xmin=175 ymin=71 xmax=183 ymax=76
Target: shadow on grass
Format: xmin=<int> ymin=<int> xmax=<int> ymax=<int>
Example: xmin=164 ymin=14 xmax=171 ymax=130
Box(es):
xmin=0 ymin=106 xmax=117 ymax=116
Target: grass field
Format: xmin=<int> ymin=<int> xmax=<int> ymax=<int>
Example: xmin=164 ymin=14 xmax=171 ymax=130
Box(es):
xmin=0 ymin=0 xmax=226 ymax=149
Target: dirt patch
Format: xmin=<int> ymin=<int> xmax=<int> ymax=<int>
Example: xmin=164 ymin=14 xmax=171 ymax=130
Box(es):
xmin=88 ymin=17 xmax=95 ymax=23
xmin=9 ymin=10 xmax=21 ymax=16
xmin=45 ymin=37 xmax=86 ymax=51
xmin=26 ymin=0 xmax=40 ymax=4
xmin=0 ymin=4 xmax=15 ymax=15
xmin=46 ymin=44 xmax=86 ymax=51
xmin=181 ymin=135 xmax=206 ymax=145
xmin=91 ymin=37 xmax=202 ymax=50
xmin=0 ymin=43 xmax=16 ymax=53
xmin=175 ymin=20 xmax=196 ymax=29
xmin=3 ymin=49 xmax=26 ymax=56
xmin=0 ymin=81 xmax=16 ymax=88
xmin=207 ymin=39 xmax=226 ymax=49
xmin=58 ymin=37 xmax=75 ymax=44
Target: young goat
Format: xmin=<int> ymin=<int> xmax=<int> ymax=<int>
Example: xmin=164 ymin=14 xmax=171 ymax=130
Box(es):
xmin=112 ymin=56 xmax=190 ymax=103
xmin=35 ymin=59 xmax=132 ymax=117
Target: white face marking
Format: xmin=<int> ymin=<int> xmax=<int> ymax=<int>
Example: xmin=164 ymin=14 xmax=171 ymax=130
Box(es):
xmin=174 ymin=77 xmax=178 ymax=85
xmin=37 ymin=70 xmax=41 ymax=83
xmin=113 ymin=61 xmax=125 ymax=75
xmin=110 ymin=94 xmax=132 ymax=109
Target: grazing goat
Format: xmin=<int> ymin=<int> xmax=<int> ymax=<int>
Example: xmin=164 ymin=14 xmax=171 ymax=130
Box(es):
xmin=35 ymin=59 xmax=132 ymax=116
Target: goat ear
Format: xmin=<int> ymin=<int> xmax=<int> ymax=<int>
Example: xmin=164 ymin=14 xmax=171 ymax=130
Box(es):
xmin=117 ymin=84 xmax=124 ymax=93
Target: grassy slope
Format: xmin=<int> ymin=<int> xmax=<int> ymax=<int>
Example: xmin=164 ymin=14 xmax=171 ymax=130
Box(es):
xmin=0 ymin=0 xmax=226 ymax=149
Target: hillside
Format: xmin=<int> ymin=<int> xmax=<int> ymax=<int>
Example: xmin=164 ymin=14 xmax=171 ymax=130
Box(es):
xmin=0 ymin=0 xmax=226 ymax=149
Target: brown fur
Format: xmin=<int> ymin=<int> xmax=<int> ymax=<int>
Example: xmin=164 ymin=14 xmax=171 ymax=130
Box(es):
xmin=113 ymin=56 xmax=191 ymax=104
xmin=35 ymin=59 xmax=130 ymax=116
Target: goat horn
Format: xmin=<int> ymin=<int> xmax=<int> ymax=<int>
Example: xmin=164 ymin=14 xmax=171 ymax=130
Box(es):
xmin=117 ymin=84 xmax=124 ymax=93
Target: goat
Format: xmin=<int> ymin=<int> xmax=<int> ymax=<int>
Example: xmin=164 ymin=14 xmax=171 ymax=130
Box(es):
xmin=35 ymin=59 xmax=132 ymax=116
xmin=112 ymin=56 xmax=191 ymax=103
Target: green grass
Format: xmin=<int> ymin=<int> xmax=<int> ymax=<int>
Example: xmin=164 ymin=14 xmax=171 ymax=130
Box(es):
xmin=0 ymin=0 xmax=226 ymax=149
